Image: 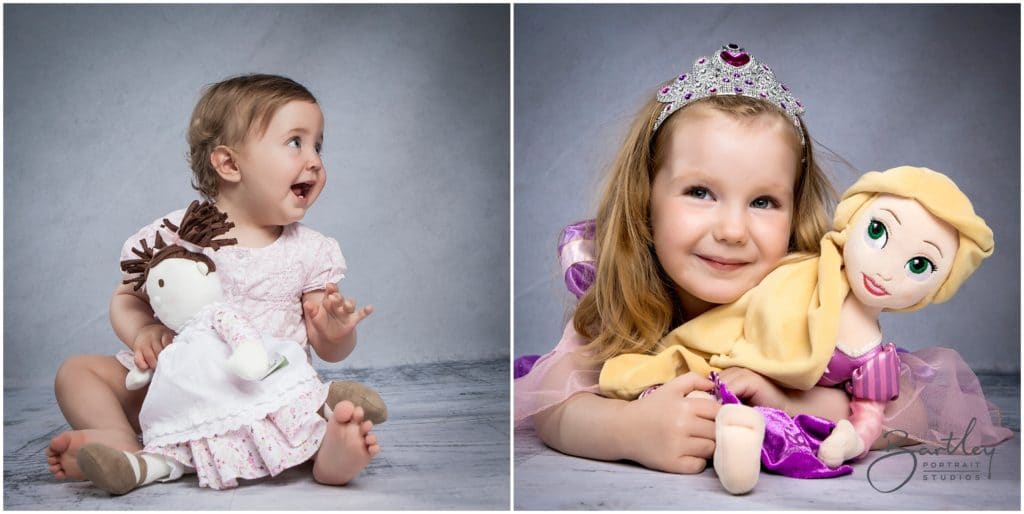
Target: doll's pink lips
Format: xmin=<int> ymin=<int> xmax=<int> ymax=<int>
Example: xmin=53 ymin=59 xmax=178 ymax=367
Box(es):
xmin=698 ymin=255 xmax=749 ymax=271
xmin=862 ymin=274 xmax=890 ymax=296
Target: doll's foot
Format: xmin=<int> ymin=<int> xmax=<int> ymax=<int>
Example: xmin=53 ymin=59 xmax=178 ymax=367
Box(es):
xmin=313 ymin=401 xmax=380 ymax=485
xmin=46 ymin=429 xmax=141 ymax=481
xmin=818 ymin=419 xmax=865 ymax=468
xmin=324 ymin=381 xmax=388 ymax=424
xmin=714 ymin=404 xmax=765 ymax=495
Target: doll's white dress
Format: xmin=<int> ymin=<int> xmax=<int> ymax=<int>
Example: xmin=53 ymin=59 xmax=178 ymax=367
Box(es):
xmin=115 ymin=207 xmax=347 ymax=489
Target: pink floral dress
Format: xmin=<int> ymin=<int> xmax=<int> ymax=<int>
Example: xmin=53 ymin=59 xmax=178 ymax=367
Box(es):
xmin=115 ymin=208 xmax=347 ymax=489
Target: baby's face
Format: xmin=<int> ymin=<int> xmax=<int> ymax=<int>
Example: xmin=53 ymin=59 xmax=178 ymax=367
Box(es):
xmin=843 ymin=195 xmax=959 ymax=310
xmin=233 ymin=100 xmax=326 ymax=225
xmin=649 ymin=106 xmax=798 ymax=314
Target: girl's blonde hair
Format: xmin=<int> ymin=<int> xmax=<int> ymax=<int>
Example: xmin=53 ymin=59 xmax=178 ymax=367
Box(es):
xmin=187 ymin=74 xmax=318 ymax=200
xmin=573 ymin=95 xmax=836 ymax=363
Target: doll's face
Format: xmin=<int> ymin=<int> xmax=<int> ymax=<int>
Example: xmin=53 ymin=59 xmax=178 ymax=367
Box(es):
xmin=843 ymin=195 xmax=959 ymax=310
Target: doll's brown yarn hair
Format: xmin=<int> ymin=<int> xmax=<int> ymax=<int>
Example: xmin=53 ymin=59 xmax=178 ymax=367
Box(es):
xmin=121 ymin=201 xmax=238 ymax=291
xmin=187 ymin=74 xmax=318 ymax=200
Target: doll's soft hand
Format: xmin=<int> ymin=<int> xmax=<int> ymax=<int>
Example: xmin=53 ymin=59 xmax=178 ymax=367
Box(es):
xmin=303 ymin=283 xmax=373 ymax=345
xmin=718 ymin=367 xmax=789 ymax=412
xmin=132 ymin=323 xmax=175 ymax=371
xmin=621 ymin=372 xmax=720 ymax=474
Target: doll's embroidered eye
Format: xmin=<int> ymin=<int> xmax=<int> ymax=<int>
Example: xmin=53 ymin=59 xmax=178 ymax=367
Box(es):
xmin=905 ymin=257 xmax=935 ymax=280
xmin=865 ymin=219 xmax=888 ymax=249
xmin=158 ymin=279 xmax=165 ymax=288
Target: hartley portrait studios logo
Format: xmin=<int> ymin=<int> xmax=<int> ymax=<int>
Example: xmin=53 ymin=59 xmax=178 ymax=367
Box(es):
xmin=866 ymin=418 xmax=997 ymax=493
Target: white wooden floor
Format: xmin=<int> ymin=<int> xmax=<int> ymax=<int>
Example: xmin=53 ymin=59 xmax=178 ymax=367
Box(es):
xmin=515 ymin=373 xmax=1020 ymax=510
xmin=4 ymin=359 xmax=510 ymax=510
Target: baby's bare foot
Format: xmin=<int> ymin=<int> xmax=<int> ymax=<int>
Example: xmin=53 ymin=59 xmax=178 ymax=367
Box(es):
xmin=818 ymin=419 xmax=864 ymax=468
xmin=46 ymin=429 xmax=141 ymax=481
xmin=312 ymin=401 xmax=380 ymax=485
xmin=714 ymin=404 xmax=765 ymax=495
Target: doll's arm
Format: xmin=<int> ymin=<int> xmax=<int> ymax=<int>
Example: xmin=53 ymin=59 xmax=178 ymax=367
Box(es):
xmin=211 ymin=306 xmax=262 ymax=350
xmin=212 ymin=306 xmax=273 ymax=381
xmin=848 ymin=398 xmax=886 ymax=456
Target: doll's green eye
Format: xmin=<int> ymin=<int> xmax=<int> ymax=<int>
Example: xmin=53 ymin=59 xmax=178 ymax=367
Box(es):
xmin=905 ymin=257 xmax=935 ymax=280
xmin=865 ymin=219 xmax=888 ymax=249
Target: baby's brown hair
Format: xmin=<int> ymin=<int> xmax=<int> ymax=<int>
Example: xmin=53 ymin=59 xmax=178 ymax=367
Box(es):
xmin=187 ymin=74 xmax=318 ymax=200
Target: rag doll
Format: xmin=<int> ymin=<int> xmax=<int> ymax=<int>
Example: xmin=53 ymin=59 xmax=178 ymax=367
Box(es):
xmin=600 ymin=166 xmax=999 ymax=494
xmin=120 ymin=202 xmax=387 ymax=424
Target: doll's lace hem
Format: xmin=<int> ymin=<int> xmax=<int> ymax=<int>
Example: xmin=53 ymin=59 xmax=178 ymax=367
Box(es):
xmin=142 ymin=374 xmax=328 ymax=448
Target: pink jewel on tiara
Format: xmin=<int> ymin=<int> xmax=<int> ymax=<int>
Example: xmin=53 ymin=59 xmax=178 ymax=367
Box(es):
xmin=653 ymin=43 xmax=806 ymax=147
xmin=720 ymin=44 xmax=751 ymax=67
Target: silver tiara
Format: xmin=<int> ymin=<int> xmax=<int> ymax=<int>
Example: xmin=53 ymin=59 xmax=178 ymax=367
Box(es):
xmin=654 ymin=44 xmax=805 ymax=145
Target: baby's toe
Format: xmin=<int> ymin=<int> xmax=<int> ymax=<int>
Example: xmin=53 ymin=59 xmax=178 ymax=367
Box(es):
xmin=332 ymin=400 xmax=356 ymax=423
xmin=360 ymin=420 xmax=374 ymax=435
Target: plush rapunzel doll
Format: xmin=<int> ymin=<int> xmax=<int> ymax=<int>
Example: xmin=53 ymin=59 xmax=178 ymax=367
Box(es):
xmin=599 ymin=166 xmax=1012 ymax=493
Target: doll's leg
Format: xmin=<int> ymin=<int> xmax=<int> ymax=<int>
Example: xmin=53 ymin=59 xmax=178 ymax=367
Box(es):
xmin=47 ymin=355 xmax=145 ymax=480
xmin=77 ymin=444 xmax=184 ymax=495
xmin=713 ymin=404 xmax=765 ymax=495
xmin=818 ymin=399 xmax=885 ymax=467
xmin=311 ymin=401 xmax=380 ymax=485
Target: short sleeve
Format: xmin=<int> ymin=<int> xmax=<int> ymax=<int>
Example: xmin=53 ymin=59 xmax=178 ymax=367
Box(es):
xmin=119 ymin=209 xmax=187 ymax=267
xmin=302 ymin=233 xmax=347 ymax=293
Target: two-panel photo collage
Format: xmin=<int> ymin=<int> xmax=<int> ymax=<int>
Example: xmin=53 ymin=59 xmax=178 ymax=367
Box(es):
xmin=3 ymin=2 xmax=1021 ymax=511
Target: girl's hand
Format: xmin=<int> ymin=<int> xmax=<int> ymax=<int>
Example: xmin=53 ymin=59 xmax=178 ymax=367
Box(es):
xmin=718 ymin=367 xmax=789 ymax=411
xmin=132 ymin=324 xmax=175 ymax=371
xmin=621 ymin=372 xmax=720 ymax=474
xmin=304 ymin=283 xmax=373 ymax=345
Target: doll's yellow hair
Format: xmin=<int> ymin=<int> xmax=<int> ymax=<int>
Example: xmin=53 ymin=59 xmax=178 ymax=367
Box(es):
xmin=829 ymin=166 xmax=993 ymax=311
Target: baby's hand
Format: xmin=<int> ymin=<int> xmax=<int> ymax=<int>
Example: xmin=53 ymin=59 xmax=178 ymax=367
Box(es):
xmin=718 ymin=367 xmax=789 ymax=412
xmin=304 ymin=283 xmax=373 ymax=345
xmin=132 ymin=323 xmax=175 ymax=371
xmin=623 ymin=372 xmax=720 ymax=474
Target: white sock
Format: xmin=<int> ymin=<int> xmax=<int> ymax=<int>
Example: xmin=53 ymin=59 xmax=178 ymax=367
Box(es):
xmin=122 ymin=451 xmax=177 ymax=485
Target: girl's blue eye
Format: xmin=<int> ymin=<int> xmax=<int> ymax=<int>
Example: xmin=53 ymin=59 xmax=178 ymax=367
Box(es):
xmin=751 ymin=197 xmax=777 ymax=209
xmin=865 ymin=219 xmax=888 ymax=249
xmin=315 ymin=143 xmax=323 ymax=154
xmin=287 ymin=137 xmax=301 ymax=149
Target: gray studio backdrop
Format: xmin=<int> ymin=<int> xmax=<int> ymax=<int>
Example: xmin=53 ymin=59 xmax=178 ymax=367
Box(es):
xmin=514 ymin=4 xmax=1021 ymax=372
xmin=4 ymin=4 xmax=510 ymax=387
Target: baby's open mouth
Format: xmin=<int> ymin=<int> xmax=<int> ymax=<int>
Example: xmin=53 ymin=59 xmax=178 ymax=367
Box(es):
xmin=291 ymin=182 xmax=314 ymax=199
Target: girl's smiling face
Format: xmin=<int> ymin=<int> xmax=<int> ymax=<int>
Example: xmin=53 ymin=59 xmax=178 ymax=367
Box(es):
xmin=650 ymin=105 xmax=799 ymax=316
xmin=843 ymin=195 xmax=959 ymax=310
xmin=232 ymin=100 xmax=326 ymax=226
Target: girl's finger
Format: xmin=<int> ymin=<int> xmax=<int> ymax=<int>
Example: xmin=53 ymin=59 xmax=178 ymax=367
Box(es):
xmin=660 ymin=455 xmax=708 ymax=475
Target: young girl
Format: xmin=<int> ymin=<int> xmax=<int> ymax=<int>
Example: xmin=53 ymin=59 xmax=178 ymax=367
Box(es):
xmin=514 ymin=44 xmax=852 ymax=474
xmin=46 ymin=74 xmax=379 ymax=490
